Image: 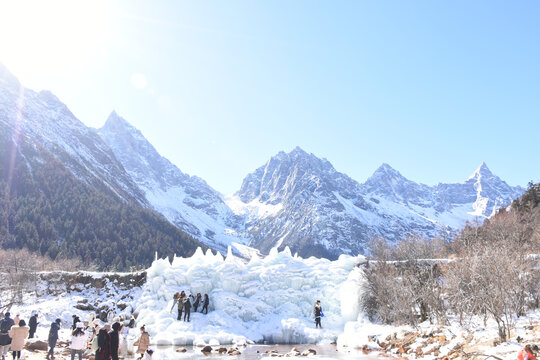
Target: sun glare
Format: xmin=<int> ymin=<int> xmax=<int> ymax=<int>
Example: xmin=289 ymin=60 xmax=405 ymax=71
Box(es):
xmin=0 ymin=0 xmax=112 ymax=88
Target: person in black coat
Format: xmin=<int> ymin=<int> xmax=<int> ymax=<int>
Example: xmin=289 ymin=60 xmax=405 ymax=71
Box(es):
xmin=95 ymin=324 xmax=111 ymax=360
xmin=201 ymin=294 xmax=209 ymax=314
xmin=110 ymin=322 xmax=122 ymax=360
xmin=183 ymin=296 xmax=191 ymax=322
xmin=313 ymin=300 xmax=323 ymax=329
xmin=192 ymin=293 xmax=202 ymax=312
xmin=28 ymin=314 xmax=38 ymax=339
xmin=0 ymin=312 xmax=15 ymax=359
xmin=47 ymin=319 xmax=61 ymax=360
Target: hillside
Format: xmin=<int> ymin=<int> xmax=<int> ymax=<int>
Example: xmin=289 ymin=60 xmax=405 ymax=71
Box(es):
xmin=0 ymin=64 xmax=205 ymax=270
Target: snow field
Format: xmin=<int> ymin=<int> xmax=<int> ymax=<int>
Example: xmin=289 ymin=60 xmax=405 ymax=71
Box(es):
xmin=135 ymin=247 xmax=365 ymax=346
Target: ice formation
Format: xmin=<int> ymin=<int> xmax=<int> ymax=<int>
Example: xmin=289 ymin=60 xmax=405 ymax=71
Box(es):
xmin=135 ymin=247 xmax=365 ymax=346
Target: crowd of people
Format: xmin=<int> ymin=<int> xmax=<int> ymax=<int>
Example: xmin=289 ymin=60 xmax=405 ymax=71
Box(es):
xmin=169 ymin=291 xmax=210 ymax=322
xmin=0 ymin=312 xmax=152 ymax=360
xmin=0 ymin=297 xmax=326 ymax=360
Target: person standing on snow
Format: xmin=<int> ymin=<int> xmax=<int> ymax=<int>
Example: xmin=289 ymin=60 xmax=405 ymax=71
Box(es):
xmin=110 ymin=322 xmax=122 ymax=360
xmin=13 ymin=315 xmax=20 ymax=326
xmin=95 ymin=324 xmax=111 ymax=360
xmin=119 ymin=321 xmax=129 ymax=357
xmin=47 ymin=319 xmax=61 ymax=360
xmin=183 ymin=296 xmax=192 ymax=322
xmin=201 ymin=294 xmax=210 ymax=314
xmin=0 ymin=313 xmax=15 ymax=360
xmin=133 ymin=326 xmax=150 ymax=360
xmin=193 ymin=293 xmax=202 ymax=312
xmin=69 ymin=322 xmax=87 ymax=360
xmin=518 ymin=344 xmax=539 ymax=360
xmin=313 ymin=300 xmax=323 ymax=329
xmin=28 ymin=314 xmax=38 ymax=339
xmin=8 ymin=319 xmax=29 ymax=360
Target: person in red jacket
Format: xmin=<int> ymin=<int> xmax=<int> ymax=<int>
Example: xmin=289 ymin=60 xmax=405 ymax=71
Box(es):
xmin=518 ymin=344 xmax=539 ymax=360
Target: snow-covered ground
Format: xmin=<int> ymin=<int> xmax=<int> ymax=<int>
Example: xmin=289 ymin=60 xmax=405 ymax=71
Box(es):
xmin=4 ymin=249 xmax=539 ymax=360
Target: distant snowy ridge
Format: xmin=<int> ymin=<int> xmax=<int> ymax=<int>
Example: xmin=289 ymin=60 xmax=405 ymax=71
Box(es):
xmin=97 ymin=112 xmax=524 ymax=259
xmin=231 ymin=148 xmax=524 ymax=259
xmin=0 ymin=63 xmax=524 ymax=261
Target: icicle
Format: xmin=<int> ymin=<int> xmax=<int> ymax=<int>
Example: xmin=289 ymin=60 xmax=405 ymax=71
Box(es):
xmin=225 ymin=246 xmax=235 ymax=262
xmin=283 ymin=246 xmax=292 ymax=257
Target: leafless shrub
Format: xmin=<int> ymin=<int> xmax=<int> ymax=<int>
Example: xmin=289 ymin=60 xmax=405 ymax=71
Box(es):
xmin=0 ymin=248 xmax=93 ymax=312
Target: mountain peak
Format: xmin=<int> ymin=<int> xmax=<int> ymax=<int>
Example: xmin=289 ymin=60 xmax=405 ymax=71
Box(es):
xmin=290 ymin=146 xmax=308 ymax=155
xmin=468 ymin=161 xmax=493 ymax=180
xmin=369 ymin=163 xmax=406 ymax=181
xmin=102 ymin=111 xmax=139 ymax=133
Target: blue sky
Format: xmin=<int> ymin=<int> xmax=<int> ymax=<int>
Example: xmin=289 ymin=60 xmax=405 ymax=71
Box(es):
xmin=0 ymin=1 xmax=538 ymax=194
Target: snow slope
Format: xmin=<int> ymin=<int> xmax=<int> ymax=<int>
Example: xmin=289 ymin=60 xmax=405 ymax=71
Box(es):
xmin=0 ymin=63 xmax=147 ymax=204
xmin=98 ymin=112 xmax=247 ymax=253
xmin=135 ymin=247 xmax=365 ymax=346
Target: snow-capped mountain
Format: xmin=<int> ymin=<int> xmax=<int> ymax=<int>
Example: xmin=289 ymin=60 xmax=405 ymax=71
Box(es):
xmin=0 ymin=63 xmax=146 ymax=204
xmin=0 ymin=63 xmax=525 ymax=262
xmin=98 ymin=112 xmax=246 ymax=252
xmin=229 ymin=148 xmax=524 ymax=259
xmin=0 ymin=64 xmax=204 ymax=269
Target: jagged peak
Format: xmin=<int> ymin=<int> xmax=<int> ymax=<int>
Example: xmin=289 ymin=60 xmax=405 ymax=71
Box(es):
xmin=101 ymin=111 xmax=140 ymax=134
xmin=368 ymin=163 xmax=407 ymax=181
xmin=468 ymin=161 xmax=494 ymax=180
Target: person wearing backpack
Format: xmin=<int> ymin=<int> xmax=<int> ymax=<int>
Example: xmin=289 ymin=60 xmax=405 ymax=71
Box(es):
xmin=0 ymin=312 xmax=15 ymax=360
xmin=69 ymin=322 xmax=87 ymax=360
xmin=47 ymin=319 xmax=61 ymax=360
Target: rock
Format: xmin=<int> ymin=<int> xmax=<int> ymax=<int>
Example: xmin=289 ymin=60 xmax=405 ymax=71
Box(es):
xmin=75 ymin=303 xmax=96 ymax=311
xmin=201 ymin=345 xmax=213 ymax=354
xmin=228 ymin=350 xmax=241 ymax=356
xmin=285 ymin=347 xmax=301 ymax=357
xmin=361 ymin=345 xmax=371 ymax=354
xmin=301 ymin=349 xmax=316 ymax=356
xmin=25 ymin=340 xmax=48 ymax=351
xmin=398 ymin=346 xmax=410 ymax=354
xmin=176 ymin=348 xmax=187 ymax=353
xmin=217 ymin=347 xmax=227 ymax=354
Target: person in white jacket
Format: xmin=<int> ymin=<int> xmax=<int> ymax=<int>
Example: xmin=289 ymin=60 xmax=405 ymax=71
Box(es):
xmin=70 ymin=323 xmax=88 ymax=360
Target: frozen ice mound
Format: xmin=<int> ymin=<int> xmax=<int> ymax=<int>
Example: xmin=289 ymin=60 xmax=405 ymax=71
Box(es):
xmin=135 ymin=246 xmax=365 ymax=345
